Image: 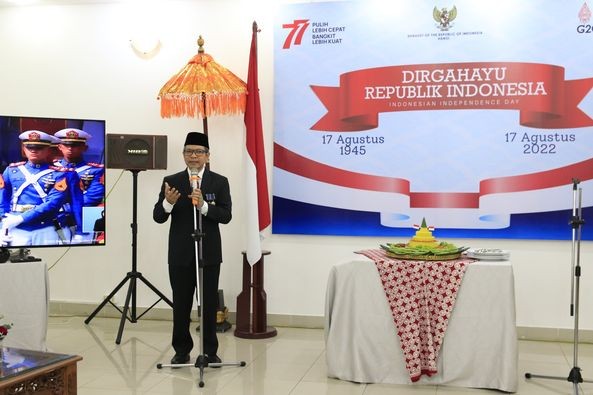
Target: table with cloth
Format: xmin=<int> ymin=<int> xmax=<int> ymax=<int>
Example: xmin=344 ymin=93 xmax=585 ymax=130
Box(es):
xmin=0 ymin=261 xmax=49 ymax=351
xmin=324 ymin=252 xmax=518 ymax=392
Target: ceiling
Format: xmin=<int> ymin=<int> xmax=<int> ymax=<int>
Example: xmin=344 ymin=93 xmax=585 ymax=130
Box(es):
xmin=0 ymin=0 xmax=117 ymax=6
xmin=0 ymin=0 xmax=196 ymax=7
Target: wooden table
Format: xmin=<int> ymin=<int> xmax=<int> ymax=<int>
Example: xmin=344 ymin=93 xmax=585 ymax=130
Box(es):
xmin=0 ymin=347 xmax=82 ymax=395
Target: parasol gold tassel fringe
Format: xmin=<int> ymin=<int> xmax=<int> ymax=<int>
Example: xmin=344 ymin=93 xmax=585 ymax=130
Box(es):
xmin=159 ymin=93 xmax=247 ymax=119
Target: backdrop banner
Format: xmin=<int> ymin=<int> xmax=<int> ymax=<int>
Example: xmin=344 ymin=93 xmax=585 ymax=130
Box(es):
xmin=273 ymin=0 xmax=593 ymax=240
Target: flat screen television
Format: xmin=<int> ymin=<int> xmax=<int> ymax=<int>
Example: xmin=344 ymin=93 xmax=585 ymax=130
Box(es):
xmin=0 ymin=115 xmax=106 ymax=252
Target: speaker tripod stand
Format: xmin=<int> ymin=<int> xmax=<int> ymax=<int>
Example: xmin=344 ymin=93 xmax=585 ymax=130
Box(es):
xmin=85 ymin=169 xmax=173 ymax=344
xmin=156 ymin=198 xmax=245 ymax=387
xmin=525 ymin=179 xmax=591 ymax=394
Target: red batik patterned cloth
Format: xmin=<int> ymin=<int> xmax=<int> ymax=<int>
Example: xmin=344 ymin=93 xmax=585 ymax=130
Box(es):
xmin=356 ymin=249 xmax=473 ymax=382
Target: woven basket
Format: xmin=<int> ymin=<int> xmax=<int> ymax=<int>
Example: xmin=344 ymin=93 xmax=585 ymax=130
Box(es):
xmin=384 ymin=251 xmax=462 ymax=261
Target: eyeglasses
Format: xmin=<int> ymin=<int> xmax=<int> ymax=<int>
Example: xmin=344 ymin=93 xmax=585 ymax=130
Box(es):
xmin=183 ymin=149 xmax=209 ymax=156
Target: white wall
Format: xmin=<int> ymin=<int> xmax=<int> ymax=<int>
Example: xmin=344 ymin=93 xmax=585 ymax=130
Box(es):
xmin=1 ymin=0 xmax=591 ymax=331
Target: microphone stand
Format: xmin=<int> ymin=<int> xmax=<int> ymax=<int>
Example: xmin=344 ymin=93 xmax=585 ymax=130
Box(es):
xmin=525 ymin=179 xmax=591 ymax=394
xmin=157 ymin=196 xmax=245 ymax=387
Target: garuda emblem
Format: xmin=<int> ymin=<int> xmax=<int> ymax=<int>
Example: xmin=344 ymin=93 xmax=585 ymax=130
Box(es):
xmin=433 ymin=6 xmax=457 ymax=31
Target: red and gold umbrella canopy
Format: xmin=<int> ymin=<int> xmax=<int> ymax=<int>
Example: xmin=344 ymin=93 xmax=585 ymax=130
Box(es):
xmin=158 ymin=36 xmax=247 ymax=132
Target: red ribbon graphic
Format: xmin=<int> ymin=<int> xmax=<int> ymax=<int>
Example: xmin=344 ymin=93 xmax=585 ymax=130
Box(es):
xmin=311 ymin=62 xmax=593 ymax=131
xmin=274 ymin=143 xmax=593 ymax=208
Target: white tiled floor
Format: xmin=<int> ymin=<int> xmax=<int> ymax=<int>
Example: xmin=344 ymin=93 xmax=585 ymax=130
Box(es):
xmin=46 ymin=316 xmax=593 ymax=394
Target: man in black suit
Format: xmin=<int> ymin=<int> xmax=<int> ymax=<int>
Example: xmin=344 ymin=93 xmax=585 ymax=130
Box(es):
xmin=153 ymin=132 xmax=232 ymax=366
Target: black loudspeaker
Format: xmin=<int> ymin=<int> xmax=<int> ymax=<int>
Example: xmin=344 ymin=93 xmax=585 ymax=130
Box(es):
xmin=106 ymin=134 xmax=167 ymax=170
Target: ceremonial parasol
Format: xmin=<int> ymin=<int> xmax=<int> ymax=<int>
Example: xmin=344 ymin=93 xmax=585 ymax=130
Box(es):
xmin=158 ymin=36 xmax=247 ymax=135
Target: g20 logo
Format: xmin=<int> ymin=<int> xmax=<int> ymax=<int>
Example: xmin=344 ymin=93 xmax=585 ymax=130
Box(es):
xmin=576 ymin=24 xmax=593 ymax=33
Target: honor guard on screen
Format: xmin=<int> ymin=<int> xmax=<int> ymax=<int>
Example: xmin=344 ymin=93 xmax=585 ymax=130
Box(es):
xmin=54 ymin=128 xmax=105 ymax=207
xmin=0 ymin=130 xmax=75 ymax=247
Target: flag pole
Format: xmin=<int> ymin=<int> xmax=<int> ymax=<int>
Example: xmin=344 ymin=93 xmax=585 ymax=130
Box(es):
xmin=235 ymin=21 xmax=276 ymax=339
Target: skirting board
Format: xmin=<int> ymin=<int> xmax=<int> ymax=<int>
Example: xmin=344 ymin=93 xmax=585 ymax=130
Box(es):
xmin=49 ymin=300 xmax=323 ymax=329
xmin=49 ymin=300 xmax=593 ymax=343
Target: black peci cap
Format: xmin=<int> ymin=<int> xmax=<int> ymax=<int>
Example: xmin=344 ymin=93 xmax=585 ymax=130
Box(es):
xmin=184 ymin=132 xmax=209 ymax=148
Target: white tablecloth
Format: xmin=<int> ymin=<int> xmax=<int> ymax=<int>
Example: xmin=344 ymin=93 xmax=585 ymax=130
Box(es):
xmin=0 ymin=261 xmax=49 ymax=351
xmin=325 ymin=255 xmax=518 ymax=392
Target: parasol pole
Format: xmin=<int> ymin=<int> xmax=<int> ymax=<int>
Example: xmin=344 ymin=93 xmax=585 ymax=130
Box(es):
xmin=196 ymin=36 xmax=209 ymax=136
xmin=202 ymin=92 xmax=209 ymax=169
xmin=202 ymin=92 xmax=208 ymax=135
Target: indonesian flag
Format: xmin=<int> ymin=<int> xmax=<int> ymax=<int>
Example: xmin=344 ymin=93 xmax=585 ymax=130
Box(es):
xmin=244 ymin=21 xmax=271 ymax=265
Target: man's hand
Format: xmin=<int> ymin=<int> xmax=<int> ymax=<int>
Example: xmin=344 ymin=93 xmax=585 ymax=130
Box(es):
xmin=164 ymin=182 xmax=181 ymax=205
xmin=2 ymin=214 xmax=23 ymax=230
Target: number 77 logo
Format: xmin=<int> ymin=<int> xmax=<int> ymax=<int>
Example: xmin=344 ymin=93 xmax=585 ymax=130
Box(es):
xmin=282 ymin=19 xmax=310 ymax=49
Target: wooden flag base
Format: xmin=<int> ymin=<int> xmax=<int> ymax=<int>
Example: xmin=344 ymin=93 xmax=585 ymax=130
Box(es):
xmin=234 ymin=250 xmax=277 ymax=339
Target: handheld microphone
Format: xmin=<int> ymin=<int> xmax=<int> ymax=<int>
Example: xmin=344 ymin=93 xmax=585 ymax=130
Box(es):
xmin=190 ymin=168 xmax=200 ymax=206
